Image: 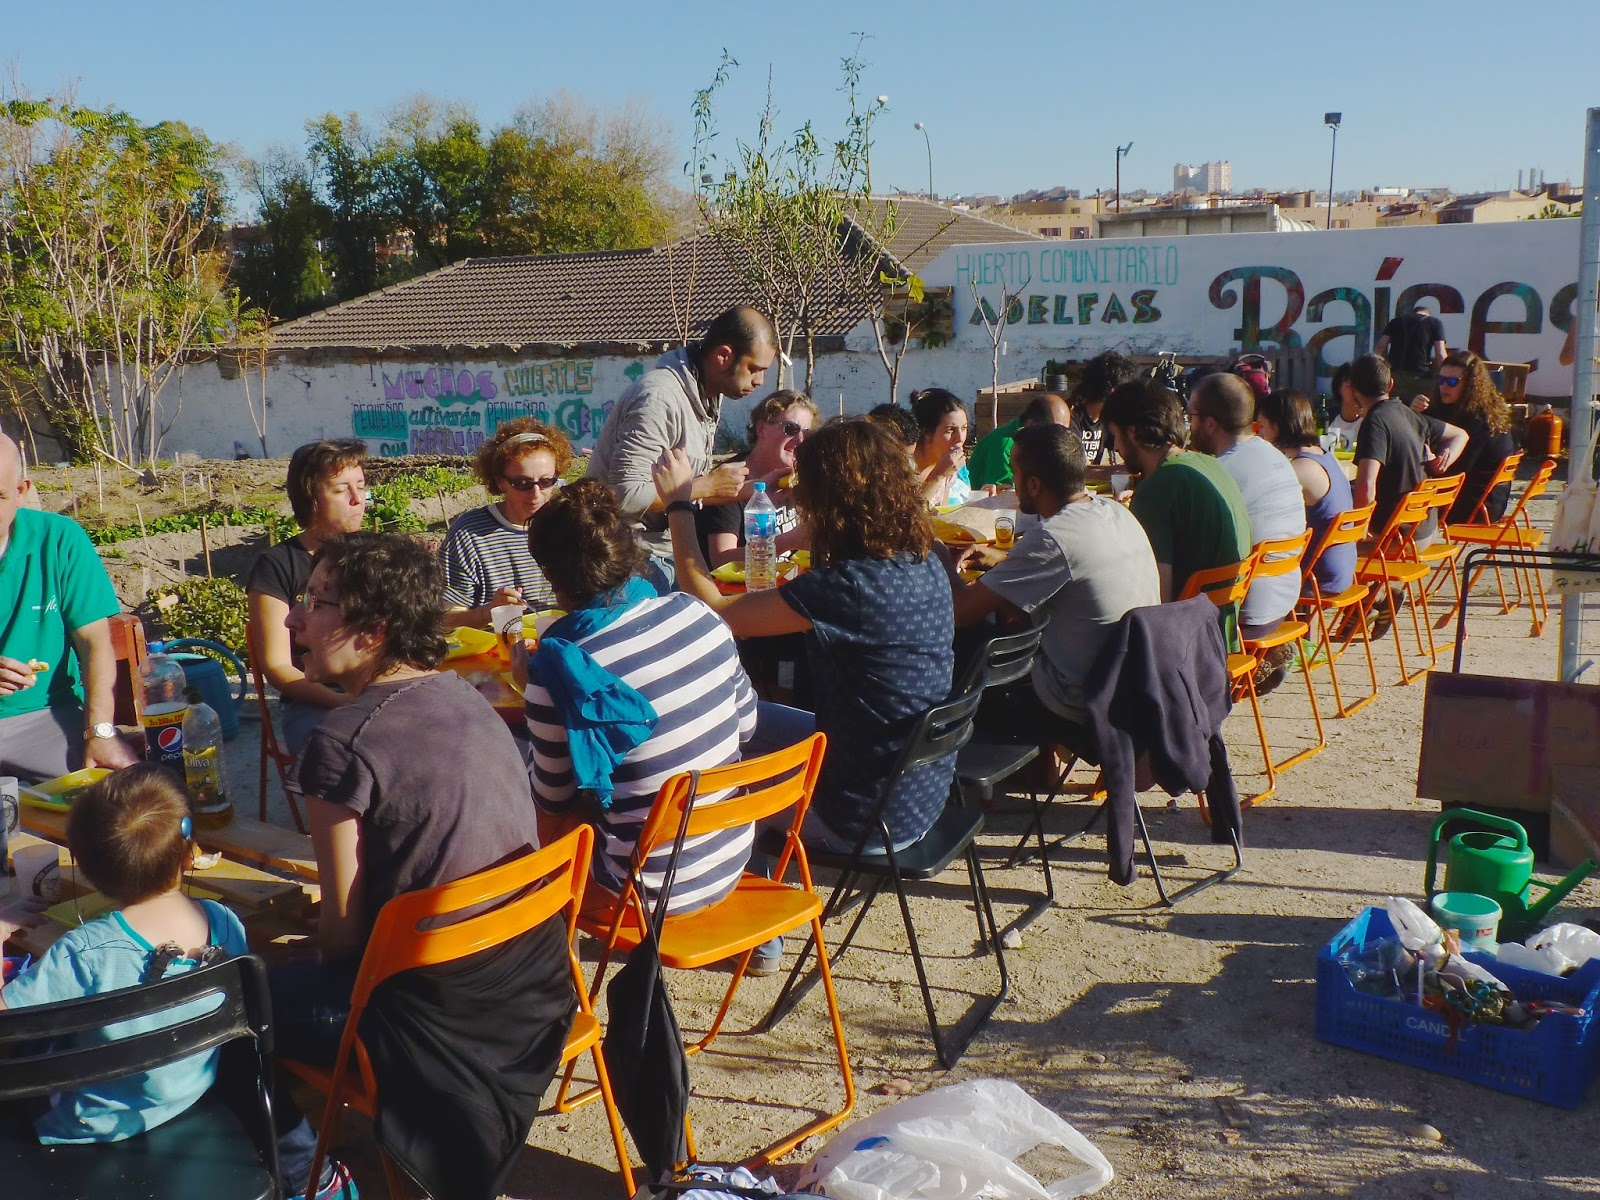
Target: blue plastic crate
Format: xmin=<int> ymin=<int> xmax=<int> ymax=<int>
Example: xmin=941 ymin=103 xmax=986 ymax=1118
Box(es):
xmin=1315 ymin=907 xmax=1600 ymax=1108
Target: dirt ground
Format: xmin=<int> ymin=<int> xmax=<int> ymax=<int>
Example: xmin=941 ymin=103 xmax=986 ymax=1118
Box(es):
xmin=208 ymin=482 xmax=1600 ymax=1200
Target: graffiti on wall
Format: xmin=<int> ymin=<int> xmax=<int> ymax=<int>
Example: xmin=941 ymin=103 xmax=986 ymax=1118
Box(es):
xmin=354 ymin=359 xmax=629 ymax=456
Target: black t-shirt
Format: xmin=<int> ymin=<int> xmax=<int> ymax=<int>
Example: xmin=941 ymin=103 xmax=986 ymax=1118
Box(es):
xmin=289 ymin=672 xmax=538 ymax=941
xmin=1382 ymin=312 xmax=1446 ymax=374
xmin=693 ymin=460 xmax=798 ymax=559
xmin=1438 ymin=408 xmax=1517 ymax=522
xmin=1357 ymin=400 xmax=1443 ymax=541
xmin=246 ymin=536 xmax=314 ymax=669
xmin=1071 ymin=410 xmax=1116 ymax=466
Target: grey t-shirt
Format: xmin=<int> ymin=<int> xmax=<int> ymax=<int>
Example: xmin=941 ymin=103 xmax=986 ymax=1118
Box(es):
xmin=289 ymin=672 xmax=539 ymax=943
xmin=979 ymin=496 xmax=1160 ymax=720
xmin=1215 ymin=435 xmax=1308 ymax=629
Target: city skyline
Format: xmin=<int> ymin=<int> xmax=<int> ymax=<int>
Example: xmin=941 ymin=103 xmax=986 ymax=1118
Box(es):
xmin=7 ymin=0 xmax=1597 ymax=203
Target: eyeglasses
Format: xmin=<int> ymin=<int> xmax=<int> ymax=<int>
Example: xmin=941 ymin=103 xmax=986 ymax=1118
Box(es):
xmin=775 ymin=419 xmax=807 ymax=439
xmin=502 ymin=474 xmax=561 ymax=492
xmin=298 ymin=591 xmax=340 ymax=615
xmin=1437 ymin=375 xmax=1462 ymax=388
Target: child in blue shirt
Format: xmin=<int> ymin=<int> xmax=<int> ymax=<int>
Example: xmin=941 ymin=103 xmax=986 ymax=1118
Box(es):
xmin=0 ymin=763 xmax=248 ymax=1144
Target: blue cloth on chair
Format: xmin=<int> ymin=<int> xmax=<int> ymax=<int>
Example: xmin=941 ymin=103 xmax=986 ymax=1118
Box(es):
xmin=527 ymin=577 xmax=659 ymax=810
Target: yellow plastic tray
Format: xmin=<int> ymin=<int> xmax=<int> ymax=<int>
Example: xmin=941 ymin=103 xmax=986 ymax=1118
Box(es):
xmin=443 ymin=626 xmax=499 ymax=661
xmin=18 ymin=767 xmax=111 ymax=811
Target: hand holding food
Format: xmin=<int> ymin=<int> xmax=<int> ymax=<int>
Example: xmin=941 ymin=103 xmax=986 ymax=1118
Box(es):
xmin=0 ymin=656 xmax=38 ymax=696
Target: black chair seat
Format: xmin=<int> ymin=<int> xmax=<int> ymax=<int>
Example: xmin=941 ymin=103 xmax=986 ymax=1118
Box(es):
xmin=808 ymin=805 xmax=985 ymax=881
xmin=956 ymin=741 xmax=1041 ymax=794
xmin=0 ymin=1092 xmax=275 ymax=1200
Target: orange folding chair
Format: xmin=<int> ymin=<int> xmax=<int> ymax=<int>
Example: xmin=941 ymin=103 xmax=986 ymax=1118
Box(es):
xmin=1297 ymin=503 xmax=1381 ymax=719
xmin=1357 ymin=489 xmax=1439 ymax=685
xmin=564 ymin=733 xmax=855 ymax=1169
xmin=1241 ymin=529 xmax=1326 ymax=785
xmin=1458 ymin=450 xmax=1524 ymax=526
xmin=1406 ymin=475 xmax=1466 ymax=630
xmin=1446 ymin=457 xmax=1556 ymax=637
xmin=1179 ymin=551 xmax=1275 ymax=803
xmin=284 ymin=826 xmax=635 ymax=1198
xmin=245 ymin=625 xmax=303 ymax=831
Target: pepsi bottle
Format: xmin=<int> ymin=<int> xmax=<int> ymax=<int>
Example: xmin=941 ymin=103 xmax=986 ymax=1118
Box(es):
xmin=138 ymin=653 xmax=189 ymax=777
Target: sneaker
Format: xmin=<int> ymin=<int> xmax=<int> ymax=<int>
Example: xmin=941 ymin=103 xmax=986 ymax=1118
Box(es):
xmin=290 ymin=1159 xmax=359 ymax=1200
xmin=745 ymin=936 xmax=785 ymax=977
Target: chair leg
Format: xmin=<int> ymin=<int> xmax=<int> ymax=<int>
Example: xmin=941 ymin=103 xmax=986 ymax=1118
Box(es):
xmin=588 ymin=1045 xmax=638 ymax=1195
xmin=1273 ymin=639 xmax=1327 ymax=773
xmin=764 ymin=874 xmax=882 ymax=1032
xmin=1239 ymin=673 xmax=1276 ymax=806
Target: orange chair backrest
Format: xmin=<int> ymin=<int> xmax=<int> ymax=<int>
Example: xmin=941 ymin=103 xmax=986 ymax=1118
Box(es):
xmin=1459 ymin=451 xmax=1524 ymax=526
xmin=1178 ymin=549 xmax=1259 ymax=609
xmin=349 ymin=825 xmax=593 ymax=1011
xmin=634 ymin=733 xmax=828 ymax=864
xmin=1301 ymin=503 xmax=1375 ymax=589
xmin=1251 ymin=529 xmax=1312 ymax=582
xmin=1511 ymin=459 xmax=1557 ymax=516
xmin=1371 ymin=486 xmax=1436 ymax=557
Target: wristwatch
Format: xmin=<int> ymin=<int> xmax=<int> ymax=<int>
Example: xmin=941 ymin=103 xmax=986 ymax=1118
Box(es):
xmin=664 ymin=499 xmax=698 ymax=516
xmin=88 ymin=722 xmax=118 ymax=741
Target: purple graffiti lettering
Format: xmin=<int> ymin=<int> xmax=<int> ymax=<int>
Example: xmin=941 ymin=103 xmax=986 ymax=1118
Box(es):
xmin=405 ymin=371 xmax=424 ymax=399
xmin=382 ymin=372 xmax=406 ymax=402
xmin=475 ymin=370 xmax=498 ymax=400
xmin=423 ymin=368 xmax=439 ymax=398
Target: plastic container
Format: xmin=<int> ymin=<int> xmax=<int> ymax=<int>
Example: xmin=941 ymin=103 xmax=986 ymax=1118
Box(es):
xmin=1430 ymin=892 xmax=1502 ymax=953
xmin=744 ymin=482 xmax=779 ymax=592
xmin=182 ymin=687 xmax=233 ymax=829
xmin=1316 ymin=906 xmax=1600 ymax=1107
xmin=138 ymin=653 xmax=189 ymax=776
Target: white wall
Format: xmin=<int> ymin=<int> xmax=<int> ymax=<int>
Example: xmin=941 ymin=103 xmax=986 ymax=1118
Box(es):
xmin=159 ymin=220 xmax=1584 ymax=460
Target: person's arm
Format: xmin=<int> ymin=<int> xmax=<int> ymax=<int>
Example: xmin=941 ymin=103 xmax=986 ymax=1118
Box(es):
xmin=1353 ymin=459 xmax=1381 ymax=509
xmin=307 ymin=795 xmax=366 ymax=963
xmin=439 ymin=526 xmax=523 ymax=629
xmin=1431 ymin=420 xmax=1469 ymax=474
xmin=1156 ymin=563 xmax=1174 ymax=603
xmin=524 ymin=675 xmax=578 ymax=813
xmin=1375 ymin=333 xmax=1391 ymax=359
xmin=248 ymin=591 xmax=349 ymax=710
xmin=0 ymin=656 xmax=37 ymax=700
xmin=704 ymin=530 xmax=742 ymax=568
xmin=655 ymin=449 xmax=813 ymax=639
xmin=1291 ymin=455 xmax=1331 ymax=506
xmin=72 ymin=618 xmax=138 ymax=770
xmin=603 ymin=395 xmax=748 ymax=517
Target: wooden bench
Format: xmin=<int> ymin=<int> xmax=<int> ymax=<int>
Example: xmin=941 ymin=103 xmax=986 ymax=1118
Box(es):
xmin=20 ymin=805 xmax=318 ymax=884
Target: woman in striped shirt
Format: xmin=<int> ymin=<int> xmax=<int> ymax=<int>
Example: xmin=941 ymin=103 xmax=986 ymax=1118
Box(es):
xmin=440 ymin=419 xmax=569 ymax=629
xmin=522 ymin=480 xmax=759 ymax=915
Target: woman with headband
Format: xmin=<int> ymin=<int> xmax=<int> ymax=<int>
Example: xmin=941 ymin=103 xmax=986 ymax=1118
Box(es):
xmin=440 ymin=419 xmax=572 ymax=629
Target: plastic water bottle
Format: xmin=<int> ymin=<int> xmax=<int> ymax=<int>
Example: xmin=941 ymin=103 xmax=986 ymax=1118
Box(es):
xmin=138 ymin=653 xmax=189 ymax=777
xmin=744 ymin=482 xmax=779 ymax=592
xmin=182 ymin=687 xmax=232 ymax=829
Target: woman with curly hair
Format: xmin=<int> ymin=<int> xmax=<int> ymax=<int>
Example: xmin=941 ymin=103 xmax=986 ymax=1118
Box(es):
xmin=1433 ymin=350 xmax=1517 ymax=522
xmin=655 ymin=418 xmax=956 ymax=857
xmin=439 ymin=418 xmax=572 ymax=629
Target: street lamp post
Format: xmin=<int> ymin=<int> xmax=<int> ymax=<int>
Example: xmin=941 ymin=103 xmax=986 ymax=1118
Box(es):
xmin=1115 ymin=141 xmax=1134 ymax=213
xmin=914 ymin=121 xmax=934 ymax=201
xmin=1324 ymin=112 xmax=1342 ymax=230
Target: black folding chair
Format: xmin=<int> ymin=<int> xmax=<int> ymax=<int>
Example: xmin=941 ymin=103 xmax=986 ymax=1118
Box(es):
xmin=762 ymin=682 xmax=1008 ymax=1069
xmin=0 ymin=954 xmax=281 ymax=1200
xmin=950 ymin=620 xmax=1056 ymax=933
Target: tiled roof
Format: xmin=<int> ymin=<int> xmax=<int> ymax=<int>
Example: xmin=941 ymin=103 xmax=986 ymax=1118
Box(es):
xmin=266 ymin=200 xmax=1035 ymax=352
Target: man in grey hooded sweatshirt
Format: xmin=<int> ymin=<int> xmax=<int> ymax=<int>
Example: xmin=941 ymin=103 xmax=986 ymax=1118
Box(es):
xmin=589 ymin=305 xmax=777 ymax=582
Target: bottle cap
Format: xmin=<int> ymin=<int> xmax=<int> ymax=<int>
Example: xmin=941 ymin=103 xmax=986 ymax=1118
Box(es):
xmin=753 ymin=482 xmax=767 ymax=492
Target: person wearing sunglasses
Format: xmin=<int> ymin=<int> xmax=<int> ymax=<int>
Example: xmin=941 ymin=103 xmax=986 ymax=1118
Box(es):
xmin=439 ymin=418 xmax=571 ymax=631
xmin=1432 ymin=350 xmax=1518 ymax=523
xmin=696 ymin=389 xmax=818 ymax=569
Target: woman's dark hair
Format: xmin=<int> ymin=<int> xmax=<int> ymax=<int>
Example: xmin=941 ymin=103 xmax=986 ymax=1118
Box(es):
xmin=1012 ymin=424 xmax=1086 ymax=497
xmin=866 ymin=403 xmax=920 ymax=447
xmin=1440 ymin=349 xmax=1512 ymax=436
xmin=908 ymin=388 xmax=967 ymax=437
xmin=1102 ymin=379 xmax=1186 ymax=450
xmin=527 ymin=479 xmax=647 ymax=605
xmin=1257 ymin=389 xmax=1321 ymax=450
xmin=286 ymin=439 xmax=367 ymax=528
xmin=472 ymin=418 xmax=574 ymax=496
xmin=745 ymin=389 xmax=819 ymax=448
xmin=69 ymin=764 xmax=192 ymax=905
xmin=1075 ymin=350 xmax=1135 ymax=403
xmin=794 ymin=418 xmax=931 ymax=568
xmin=317 ymin=531 xmax=449 ymax=673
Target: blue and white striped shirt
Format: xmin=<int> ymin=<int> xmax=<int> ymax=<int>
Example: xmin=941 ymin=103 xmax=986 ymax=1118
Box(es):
xmin=440 ymin=504 xmax=557 ymax=611
xmin=525 ymin=592 xmax=759 ymax=915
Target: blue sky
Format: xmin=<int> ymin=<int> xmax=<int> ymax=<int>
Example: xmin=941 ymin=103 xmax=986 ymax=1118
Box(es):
xmin=12 ymin=0 xmax=1599 ymax=205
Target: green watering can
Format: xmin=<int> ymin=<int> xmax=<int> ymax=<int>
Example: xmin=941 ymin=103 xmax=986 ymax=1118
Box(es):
xmin=1424 ymin=809 xmax=1598 ymax=941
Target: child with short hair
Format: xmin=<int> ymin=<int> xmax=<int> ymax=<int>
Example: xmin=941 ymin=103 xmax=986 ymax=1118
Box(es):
xmin=0 ymin=763 xmax=248 ymax=1144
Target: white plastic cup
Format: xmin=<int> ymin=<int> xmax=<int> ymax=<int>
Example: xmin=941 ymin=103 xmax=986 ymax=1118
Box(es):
xmin=0 ymin=776 xmax=17 ymax=836
xmin=1110 ymin=472 xmax=1131 ymax=496
xmin=13 ymin=843 xmax=62 ymax=903
xmin=490 ymin=604 xmax=524 ymax=654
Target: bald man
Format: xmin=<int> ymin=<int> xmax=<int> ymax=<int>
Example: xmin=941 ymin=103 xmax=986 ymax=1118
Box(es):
xmin=0 ymin=435 xmax=137 ymax=778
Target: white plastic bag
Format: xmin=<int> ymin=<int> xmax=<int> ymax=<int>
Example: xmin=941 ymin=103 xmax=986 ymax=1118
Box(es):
xmin=1385 ymin=896 xmax=1444 ymax=955
xmin=1501 ymin=922 xmax=1600 ymax=975
xmin=797 ymin=1079 xmax=1113 ymax=1200
xmin=1551 ymin=408 xmax=1600 ymax=593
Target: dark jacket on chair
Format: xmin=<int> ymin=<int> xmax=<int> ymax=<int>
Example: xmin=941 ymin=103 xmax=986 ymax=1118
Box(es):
xmin=1082 ymin=596 xmax=1244 ymax=884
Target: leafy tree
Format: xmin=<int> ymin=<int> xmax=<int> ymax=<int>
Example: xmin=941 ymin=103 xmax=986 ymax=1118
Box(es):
xmin=306 ymin=113 xmax=387 ymax=300
xmin=234 ymin=145 xmax=333 ymax=318
xmin=0 ymin=96 xmax=235 ymax=463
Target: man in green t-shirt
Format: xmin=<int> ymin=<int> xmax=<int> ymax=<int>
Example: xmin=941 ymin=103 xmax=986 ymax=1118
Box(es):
xmin=1103 ymin=379 xmax=1252 ymax=639
xmin=0 ymin=434 xmax=138 ymax=779
xmin=966 ymin=392 xmax=1073 ymax=489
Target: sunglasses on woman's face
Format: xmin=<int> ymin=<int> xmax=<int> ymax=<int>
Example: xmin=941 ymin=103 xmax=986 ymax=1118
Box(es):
xmin=1437 ymin=375 xmax=1462 ymax=388
xmin=502 ymin=474 xmax=561 ymax=492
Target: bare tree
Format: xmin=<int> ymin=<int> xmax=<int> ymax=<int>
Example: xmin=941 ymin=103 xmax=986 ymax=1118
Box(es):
xmin=969 ymin=278 xmax=1027 ymax=429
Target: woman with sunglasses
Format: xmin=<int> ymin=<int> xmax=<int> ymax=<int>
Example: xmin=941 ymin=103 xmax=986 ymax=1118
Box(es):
xmin=440 ymin=418 xmax=571 ymax=630
xmin=696 ymin=390 xmax=817 ymax=568
xmin=1433 ymin=350 xmax=1517 ymax=523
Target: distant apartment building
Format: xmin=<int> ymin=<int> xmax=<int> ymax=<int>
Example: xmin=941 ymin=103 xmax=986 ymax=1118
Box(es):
xmin=1435 ymin=190 xmax=1568 ymax=224
xmin=993 ymin=196 xmax=1102 ymax=239
xmin=1095 ymin=201 xmax=1314 ymax=238
xmin=1173 ymin=160 xmax=1232 ymax=193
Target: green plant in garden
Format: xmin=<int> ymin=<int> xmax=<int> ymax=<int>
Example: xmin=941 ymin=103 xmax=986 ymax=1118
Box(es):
xmin=147 ymin=577 xmax=248 ymax=657
xmin=363 ymin=482 xmax=425 ymax=532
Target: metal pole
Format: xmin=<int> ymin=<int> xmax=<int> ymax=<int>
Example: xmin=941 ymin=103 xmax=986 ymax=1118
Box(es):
xmin=1558 ymin=107 xmax=1600 ymax=682
xmin=1327 ymin=123 xmax=1338 ymax=229
xmin=915 ymin=122 xmax=933 ymax=201
xmin=1115 ymin=149 xmax=1121 ymax=213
